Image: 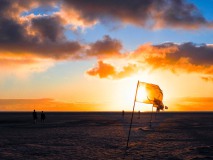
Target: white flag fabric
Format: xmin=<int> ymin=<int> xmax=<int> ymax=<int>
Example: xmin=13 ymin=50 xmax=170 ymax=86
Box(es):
xmin=136 ymin=82 xmax=164 ymax=110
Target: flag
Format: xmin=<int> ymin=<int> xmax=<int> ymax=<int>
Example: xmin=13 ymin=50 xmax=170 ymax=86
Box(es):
xmin=135 ymin=82 xmax=164 ymax=110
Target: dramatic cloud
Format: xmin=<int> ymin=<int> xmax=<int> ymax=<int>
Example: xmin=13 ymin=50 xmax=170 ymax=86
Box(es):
xmin=87 ymin=42 xmax=213 ymax=81
xmin=86 ymin=35 xmax=122 ymax=58
xmin=166 ymin=43 xmax=213 ymax=65
xmin=123 ymin=42 xmax=213 ymax=74
xmin=0 ymin=0 xmax=213 ymax=79
xmin=87 ymin=61 xmax=116 ymax=78
xmin=31 ymin=16 xmax=65 ymax=42
xmin=62 ymin=0 xmax=213 ymax=29
xmin=1 ymin=0 xmax=212 ymax=60
xmin=0 ymin=0 xmax=83 ymax=59
xmin=86 ymin=61 xmax=139 ymax=79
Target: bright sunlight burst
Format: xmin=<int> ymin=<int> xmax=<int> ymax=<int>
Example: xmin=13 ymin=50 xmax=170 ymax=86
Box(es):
xmin=136 ymin=84 xmax=148 ymax=103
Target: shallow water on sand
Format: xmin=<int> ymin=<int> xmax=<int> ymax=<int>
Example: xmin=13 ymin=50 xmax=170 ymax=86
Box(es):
xmin=0 ymin=112 xmax=212 ymax=160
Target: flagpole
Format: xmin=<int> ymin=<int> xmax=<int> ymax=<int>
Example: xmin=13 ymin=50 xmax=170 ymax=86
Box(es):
xmin=149 ymin=104 xmax=154 ymax=128
xmin=126 ymin=80 xmax=139 ymax=150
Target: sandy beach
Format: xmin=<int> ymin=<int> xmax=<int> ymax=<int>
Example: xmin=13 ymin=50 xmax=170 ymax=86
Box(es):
xmin=0 ymin=112 xmax=212 ymax=160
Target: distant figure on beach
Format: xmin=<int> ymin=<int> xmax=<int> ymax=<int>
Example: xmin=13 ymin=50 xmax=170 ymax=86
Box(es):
xmin=122 ymin=110 xmax=125 ymax=118
xmin=33 ymin=110 xmax=37 ymax=124
xmin=41 ymin=111 xmax=46 ymax=123
xmin=138 ymin=110 xmax=140 ymax=119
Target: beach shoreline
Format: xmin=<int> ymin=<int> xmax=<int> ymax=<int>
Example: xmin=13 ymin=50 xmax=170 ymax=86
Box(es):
xmin=0 ymin=112 xmax=212 ymax=159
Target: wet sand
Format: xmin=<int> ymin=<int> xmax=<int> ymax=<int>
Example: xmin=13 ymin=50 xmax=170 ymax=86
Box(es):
xmin=0 ymin=112 xmax=212 ymax=160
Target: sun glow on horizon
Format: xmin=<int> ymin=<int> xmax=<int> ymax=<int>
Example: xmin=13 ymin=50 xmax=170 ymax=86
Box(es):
xmin=109 ymin=74 xmax=159 ymax=112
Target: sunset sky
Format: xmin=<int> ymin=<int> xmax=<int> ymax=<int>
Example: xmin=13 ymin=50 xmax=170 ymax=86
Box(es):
xmin=0 ymin=0 xmax=213 ymax=111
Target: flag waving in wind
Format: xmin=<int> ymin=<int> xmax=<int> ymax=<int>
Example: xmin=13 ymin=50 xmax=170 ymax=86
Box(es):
xmin=126 ymin=81 xmax=166 ymax=149
xmin=135 ymin=82 xmax=164 ymax=110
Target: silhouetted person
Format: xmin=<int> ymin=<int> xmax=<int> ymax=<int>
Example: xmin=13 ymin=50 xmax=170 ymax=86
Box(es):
xmin=138 ymin=110 xmax=140 ymax=119
xmin=41 ymin=111 xmax=46 ymax=123
xmin=33 ymin=110 xmax=37 ymax=124
xmin=122 ymin=110 xmax=125 ymax=118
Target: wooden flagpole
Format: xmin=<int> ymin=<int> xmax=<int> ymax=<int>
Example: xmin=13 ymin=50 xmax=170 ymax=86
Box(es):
xmin=126 ymin=80 xmax=139 ymax=150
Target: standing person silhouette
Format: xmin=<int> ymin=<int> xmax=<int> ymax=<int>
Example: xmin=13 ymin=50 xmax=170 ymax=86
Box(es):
xmin=33 ymin=110 xmax=37 ymax=124
xmin=41 ymin=111 xmax=46 ymax=123
xmin=138 ymin=110 xmax=140 ymax=119
xmin=122 ymin=110 xmax=125 ymax=118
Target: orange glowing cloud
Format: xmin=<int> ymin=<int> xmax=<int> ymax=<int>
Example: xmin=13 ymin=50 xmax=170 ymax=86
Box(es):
xmin=86 ymin=61 xmax=116 ymax=79
xmin=136 ymin=43 xmax=213 ymax=76
xmin=86 ymin=60 xmax=139 ymax=79
xmin=86 ymin=42 xmax=213 ymax=82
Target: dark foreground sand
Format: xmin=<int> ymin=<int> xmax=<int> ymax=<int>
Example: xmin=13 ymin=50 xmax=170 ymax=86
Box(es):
xmin=0 ymin=112 xmax=212 ymax=160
